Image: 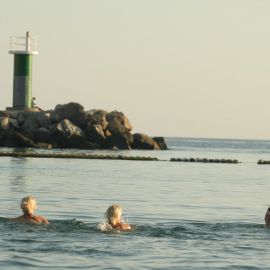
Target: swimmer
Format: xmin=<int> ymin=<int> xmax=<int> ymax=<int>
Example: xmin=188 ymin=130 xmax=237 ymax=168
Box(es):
xmin=14 ymin=196 xmax=49 ymax=225
xmin=265 ymin=207 xmax=270 ymax=227
xmin=105 ymin=204 xmax=133 ymax=230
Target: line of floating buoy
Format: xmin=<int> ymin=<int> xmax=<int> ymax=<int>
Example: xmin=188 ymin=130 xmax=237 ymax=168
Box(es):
xmin=3 ymin=152 xmax=267 ymax=165
xmin=257 ymin=160 xmax=270 ymax=165
xmin=0 ymin=152 xmax=158 ymax=161
xmin=170 ymin=157 xmax=239 ymax=164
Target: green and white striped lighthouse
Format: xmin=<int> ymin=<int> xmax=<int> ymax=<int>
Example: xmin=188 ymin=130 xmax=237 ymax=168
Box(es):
xmin=9 ymin=32 xmax=38 ymax=110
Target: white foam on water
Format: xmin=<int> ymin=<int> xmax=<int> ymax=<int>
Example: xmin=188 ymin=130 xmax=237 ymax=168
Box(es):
xmin=97 ymin=222 xmax=114 ymax=232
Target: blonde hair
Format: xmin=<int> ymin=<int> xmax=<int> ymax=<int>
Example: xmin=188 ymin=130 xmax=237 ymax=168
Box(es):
xmin=106 ymin=204 xmax=122 ymax=226
xmin=20 ymin=196 xmax=37 ymax=215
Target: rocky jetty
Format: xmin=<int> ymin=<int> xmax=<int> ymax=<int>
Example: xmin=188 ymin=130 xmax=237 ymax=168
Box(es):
xmin=0 ymin=102 xmax=167 ymax=150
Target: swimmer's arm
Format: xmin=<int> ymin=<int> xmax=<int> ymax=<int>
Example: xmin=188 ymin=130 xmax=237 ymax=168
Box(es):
xmin=37 ymin=216 xmax=49 ymax=224
xmin=42 ymin=217 xmax=49 ymax=225
xmin=10 ymin=216 xmax=23 ymax=221
xmin=117 ymin=223 xmax=134 ymax=230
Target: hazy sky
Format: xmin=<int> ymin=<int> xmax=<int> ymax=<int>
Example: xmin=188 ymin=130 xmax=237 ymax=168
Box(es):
xmin=1 ymin=0 xmax=270 ymax=139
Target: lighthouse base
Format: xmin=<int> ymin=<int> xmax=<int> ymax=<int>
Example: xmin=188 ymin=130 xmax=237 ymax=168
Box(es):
xmin=6 ymin=106 xmax=41 ymax=112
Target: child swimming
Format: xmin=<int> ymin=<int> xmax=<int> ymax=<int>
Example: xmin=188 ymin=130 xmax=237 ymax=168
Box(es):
xmin=105 ymin=204 xmax=133 ymax=230
xmin=14 ymin=196 xmax=49 ymax=225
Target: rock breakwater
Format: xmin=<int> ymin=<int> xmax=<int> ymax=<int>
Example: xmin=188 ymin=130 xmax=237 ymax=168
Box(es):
xmin=0 ymin=102 xmax=167 ymax=150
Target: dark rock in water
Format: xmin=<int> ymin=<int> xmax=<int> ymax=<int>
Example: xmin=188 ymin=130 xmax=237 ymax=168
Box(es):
xmin=107 ymin=131 xmax=131 ymax=150
xmin=34 ymin=127 xmax=52 ymax=143
xmin=132 ymin=133 xmax=160 ymax=150
xmin=85 ymin=124 xmax=108 ymax=148
xmin=4 ymin=131 xmax=35 ymax=148
xmin=54 ymin=102 xmax=86 ymax=127
xmin=153 ymin=137 xmax=167 ymax=150
xmin=53 ymin=119 xmax=86 ymax=147
xmin=77 ymin=141 xmax=100 ymax=150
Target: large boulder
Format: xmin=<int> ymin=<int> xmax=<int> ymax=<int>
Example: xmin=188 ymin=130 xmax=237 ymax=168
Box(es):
xmin=107 ymin=132 xmax=131 ymax=150
xmin=22 ymin=115 xmax=39 ymax=132
xmin=0 ymin=111 xmax=8 ymax=117
xmin=34 ymin=127 xmax=52 ymax=143
xmin=0 ymin=131 xmax=5 ymax=146
xmin=35 ymin=111 xmax=52 ymax=128
xmin=53 ymin=119 xmax=86 ymax=147
xmin=0 ymin=117 xmax=9 ymax=130
xmin=0 ymin=117 xmax=19 ymax=130
xmin=8 ymin=118 xmax=20 ymax=129
xmin=85 ymin=124 xmax=107 ymax=148
xmin=54 ymin=102 xmax=86 ymax=127
xmin=16 ymin=112 xmax=25 ymax=125
xmin=106 ymin=111 xmax=132 ymax=133
xmin=84 ymin=110 xmax=108 ymax=130
xmin=4 ymin=131 xmax=35 ymax=148
xmin=132 ymin=133 xmax=160 ymax=150
xmin=104 ymin=111 xmax=133 ymax=149
xmin=153 ymin=137 xmax=167 ymax=150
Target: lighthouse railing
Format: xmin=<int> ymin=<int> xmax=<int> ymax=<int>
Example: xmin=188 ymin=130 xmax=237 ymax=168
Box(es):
xmin=9 ymin=36 xmax=38 ymax=53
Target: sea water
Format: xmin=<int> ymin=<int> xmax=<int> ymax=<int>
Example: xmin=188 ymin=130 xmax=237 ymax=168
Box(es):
xmin=0 ymin=137 xmax=270 ymax=269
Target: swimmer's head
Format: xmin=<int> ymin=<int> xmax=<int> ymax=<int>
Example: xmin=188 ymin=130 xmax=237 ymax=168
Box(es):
xmin=106 ymin=204 xmax=122 ymax=226
xmin=20 ymin=196 xmax=37 ymax=215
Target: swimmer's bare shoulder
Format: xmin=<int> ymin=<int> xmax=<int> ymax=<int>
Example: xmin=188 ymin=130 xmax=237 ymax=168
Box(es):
xmin=12 ymin=215 xmax=49 ymax=225
xmin=35 ymin=215 xmax=49 ymax=224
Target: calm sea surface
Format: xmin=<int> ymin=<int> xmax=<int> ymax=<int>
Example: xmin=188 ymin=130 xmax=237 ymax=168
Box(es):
xmin=0 ymin=137 xmax=270 ymax=269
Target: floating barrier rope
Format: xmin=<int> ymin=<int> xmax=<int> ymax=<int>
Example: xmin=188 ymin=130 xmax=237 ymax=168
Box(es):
xmin=0 ymin=152 xmax=158 ymax=161
xmin=170 ymin=157 xmax=239 ymax=164
xmin=0 ymin=152 xmax=258 ymax=165
xmin=257 ymin=160 xmax=270 ymax=165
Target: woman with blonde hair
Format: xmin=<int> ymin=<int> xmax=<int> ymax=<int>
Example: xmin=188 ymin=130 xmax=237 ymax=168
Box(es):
xmin=15 ymin=196 xmax=49 ymax=224
xmin=105 ymin=204 xmax=133 ymax=230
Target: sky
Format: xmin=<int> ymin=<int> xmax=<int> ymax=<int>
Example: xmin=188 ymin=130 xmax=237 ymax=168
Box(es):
xmin=1 ymin=0 xmax=270 ymax=139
